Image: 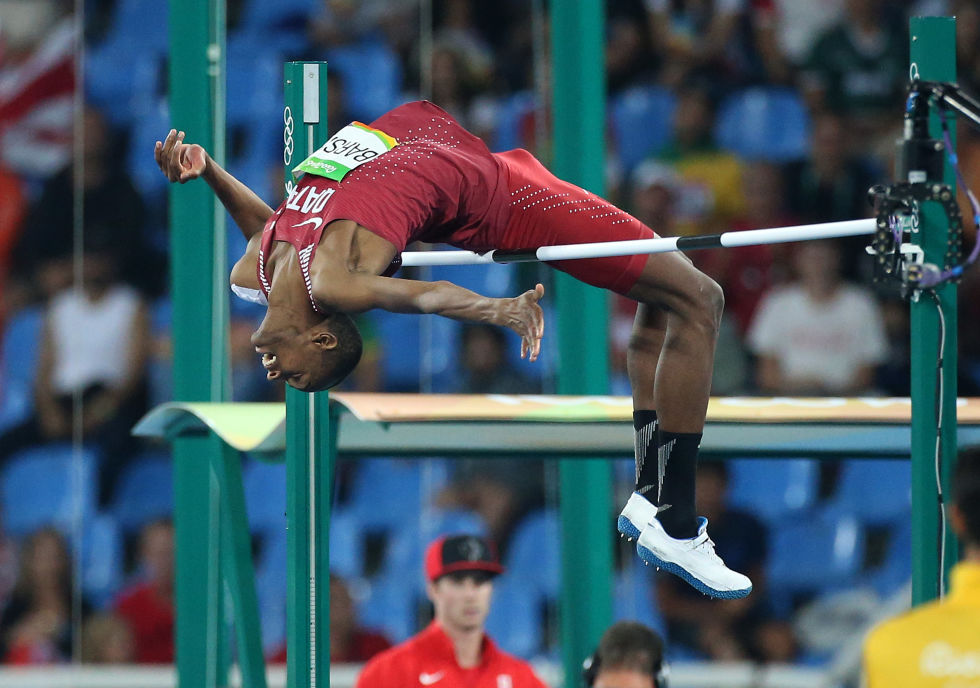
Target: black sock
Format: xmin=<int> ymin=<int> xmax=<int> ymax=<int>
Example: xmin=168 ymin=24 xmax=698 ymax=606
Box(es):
xmin=654 ymin=431 xmax=701 ymax=539
xmin=633 ymin=410 xmax=659 ymax=495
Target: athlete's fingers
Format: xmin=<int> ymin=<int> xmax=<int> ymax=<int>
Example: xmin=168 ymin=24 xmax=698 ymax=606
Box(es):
xmin=155 ymin=130 xmax=175 ymax=173
xmin=521 ymin=337 xmax=528 ymax=359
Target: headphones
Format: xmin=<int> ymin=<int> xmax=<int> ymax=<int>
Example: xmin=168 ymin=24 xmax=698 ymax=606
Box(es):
xmin=581 ymin=649 xmax=669 ymax=688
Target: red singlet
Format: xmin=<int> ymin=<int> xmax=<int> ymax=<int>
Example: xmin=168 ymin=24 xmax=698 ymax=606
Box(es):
xmin=259 ymin=101 xmax=654 ymax=307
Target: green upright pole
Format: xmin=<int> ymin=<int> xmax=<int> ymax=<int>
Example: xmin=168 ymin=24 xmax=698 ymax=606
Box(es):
xmin=283 ymin=62 xmax=333 ymax=688
xmin=908 ymin=16 xmax=960 ymax=605
xmin=168 ymin=1 xmax=229 ymax=686
xmin=550 ymin=1 xmax=613 ymax=684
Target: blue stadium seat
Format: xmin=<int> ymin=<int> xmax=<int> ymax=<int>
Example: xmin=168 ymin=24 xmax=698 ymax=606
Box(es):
xmin=714 ymin=87 xmax=810 ymax=162
xmin=0 ymin=305 xmax=43 ymax=431
xmin=236 ymin=0 xmax=315 ymax=54
xmin=492 ymin=91 xmax=536 ymax=153
xmin=610 ymin=86 xmax=677 ymax=173
xmin=347 ymin=458 xmax=451 ymax=533
xmin=831 ymin=459 xmax=911 ymax=527
xmin=111 ymin=451 xmax=174 ymax=534
xmin=613 ymin=559 xmax=666 ymax=636
xmin=428 ymin=262 xmax=516 ymax=299
xmin=125 ymin=98 xmax=171 ymax=204
xmin=369 ymin=312 xmax=462 ymax=391
xmin=728 ymin=458 xmax=818 ymax=525
xmin=1 ymin=444 xmax=98 ymax=537
xmin=243 ymin=458 xmax=287 ymax=533
xmin=329 ymin=507 xmax=364 ymax=580
xmin=505 ymin=509 xmax=560 ymax=599
xmin=79 ymin=512 xmax=124 ymax=609
xmin=86 ymin=0 xmax=168 ymax=124
xmin=767 ymin=505 xmax=865 ymax=609
xmin=326 ymin=40 xmax=402 ymax=120
xmin=486 ymin=573 xmax=544 ymax=658
xmin=147 ymin=298 xmax=174 ymax=407
xmin=254 ymin=527 xmax=288 ymax=653
xmin=865 ymin=519 xmax=911 ymax=598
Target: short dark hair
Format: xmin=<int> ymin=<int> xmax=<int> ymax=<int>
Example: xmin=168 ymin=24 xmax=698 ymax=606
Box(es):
xmin=595 ymin=621 xmax=665 ymax=680
xmin=305 ymin=313 xmax=363 ymax=392
xmin=955 ymin=446 xmax=980 ymax=545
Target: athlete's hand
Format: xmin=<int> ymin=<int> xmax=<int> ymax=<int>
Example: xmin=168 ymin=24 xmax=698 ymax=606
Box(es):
xmin=154 ymin=129 xmax=208 ymax=183
xmin=497 ymin=283 xmax=545 ymax=362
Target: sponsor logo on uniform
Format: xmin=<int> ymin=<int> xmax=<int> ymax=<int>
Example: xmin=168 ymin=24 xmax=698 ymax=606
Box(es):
xmin=497 ymin=675 xmax=513 ymax=688
xmin=292 ymin=217 xmax=323 ymax=232
xmin=419 ymin=671 xmax=445 ymax=685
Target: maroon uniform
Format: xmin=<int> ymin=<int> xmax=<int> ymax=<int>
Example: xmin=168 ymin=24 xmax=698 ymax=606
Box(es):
xmin=258 ymin=101 xmax=655 ymax=309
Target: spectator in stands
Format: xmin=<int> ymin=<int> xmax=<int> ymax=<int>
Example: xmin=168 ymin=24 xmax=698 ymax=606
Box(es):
xmin=0 ymin=513 xmax=17 ymax=614
xmin=0 ymin=165 xmax=28 ymax=315
xmin=272 ymin=573 xmax=391 ymax=663
xmin=80 ymin=612 xmax=135 ymax=664
xmin=747 ymin=239 xmax=887 ymax=395
xmin=11 ymin=105 xmax=163 ymax=301
xmin=455 ymin=324 xmax=539 ymax=395
xmin=696 ymin=161 xmax=793 ymax=336
xmin=768 ymin=0 xmax=845 ymax=70
xmin=0 ymin=527 xmax=91 ymax=664
xmin=605 ymin=11 xmax=657 ymax=95
xmin=863 ymin=445 xmax=980 ymax=686
xmin=800 ymin=0 xmax=906 ymax=149
xmin=0 ymin=237 xmax=151 ymax=504
xmin=114 ymin=519 xmax=174 ymax=664
xmin=782 ymin=110 xmax=879 ymax=282
xmin=354 ymin=534 xmax=547 ymax=687
xmin=582 ymin=621 xmax=668 ymax=688
xmin=645 ymin=0 xmax=787 ymax=90
xmin=655 ymin=462 xmax=793 ymax=662
xmin=649 ymin=83 xmax=745 ymax=236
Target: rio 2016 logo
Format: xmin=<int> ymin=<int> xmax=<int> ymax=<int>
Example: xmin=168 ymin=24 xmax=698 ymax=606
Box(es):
xmin=283 ymin=106 xmax=295 ymax=166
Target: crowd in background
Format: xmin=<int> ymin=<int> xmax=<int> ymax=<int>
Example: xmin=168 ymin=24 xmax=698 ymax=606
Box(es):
xmin=0 ymin=0 xmax=979 ymax=673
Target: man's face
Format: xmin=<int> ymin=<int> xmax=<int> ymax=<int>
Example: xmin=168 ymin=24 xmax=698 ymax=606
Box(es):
xmin=593 ymin=669 xmax=656 ymax=688
xmin=254 ymin=335 xmax=322 ymax=391
xmin=427 ymin=571 xmax=494 ymax=633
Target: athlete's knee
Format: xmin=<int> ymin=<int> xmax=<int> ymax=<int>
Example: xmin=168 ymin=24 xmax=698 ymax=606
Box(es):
xmin=683 ymin=272 xmax=724 ymax=335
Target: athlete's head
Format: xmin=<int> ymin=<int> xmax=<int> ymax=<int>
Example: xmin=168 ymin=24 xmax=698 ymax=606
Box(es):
xmin=252 ymin=313 xmax=362 ymax=392
xmin=424 ymin=535 xmax=504 ymax=633
xmin=953 ymin=446 xmax=980 ymax=552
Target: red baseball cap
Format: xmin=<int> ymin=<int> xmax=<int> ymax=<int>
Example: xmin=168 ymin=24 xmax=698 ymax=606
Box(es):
xmin=425 ymin=534 xmax=505 ymax=582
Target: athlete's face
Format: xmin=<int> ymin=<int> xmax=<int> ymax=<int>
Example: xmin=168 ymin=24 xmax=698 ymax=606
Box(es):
xmin=427 ymin=571 xmax=494 ymax=633
xmin=254 ymin=330 xmax=337 ymax=391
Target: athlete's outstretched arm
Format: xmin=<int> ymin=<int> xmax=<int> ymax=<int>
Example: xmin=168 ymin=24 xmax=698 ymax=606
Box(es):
xmin=154 ymin=129 xmax=273 ymax=239
xmin=316 ymin=274 xmax=546 ymax=361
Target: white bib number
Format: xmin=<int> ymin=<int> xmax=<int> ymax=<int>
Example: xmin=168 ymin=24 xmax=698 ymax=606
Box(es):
xmin=292 ymin=121 xmax=398 ymax=181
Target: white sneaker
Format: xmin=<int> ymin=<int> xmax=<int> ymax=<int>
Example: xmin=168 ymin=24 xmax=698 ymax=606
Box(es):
xmin=617 ymin=492 xmax=658 ymax=541
xmin=636 ymin=516 xmax=753 ymax=599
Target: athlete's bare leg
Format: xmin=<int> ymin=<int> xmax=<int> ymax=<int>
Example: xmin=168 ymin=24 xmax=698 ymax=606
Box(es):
xmin=627 ymin=252 xmax=722 ymax=432
xmin=625 ymin=251 xmax=723 ymax=539
xmin=627 ymin=303 xmax=667 ymax=411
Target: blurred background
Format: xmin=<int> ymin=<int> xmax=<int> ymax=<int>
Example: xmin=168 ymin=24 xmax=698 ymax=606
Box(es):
xmin=0 ymin=0 xmax=979 ymax=685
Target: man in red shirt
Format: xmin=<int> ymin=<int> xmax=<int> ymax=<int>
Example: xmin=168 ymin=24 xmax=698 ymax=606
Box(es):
xmin=355 ymin=534 xmax=547 ymax=688
xmin=154 ymin=101 xmax=751 ymax=599
xmin=114 ymin=519 xmax=175 ymax=663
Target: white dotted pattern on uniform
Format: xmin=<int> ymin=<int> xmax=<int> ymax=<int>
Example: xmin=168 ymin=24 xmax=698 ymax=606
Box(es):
xmin=509 ymin=185 xmax=633 ymax=225
xmin=339 ymin=116 xmax=462 ymax=185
